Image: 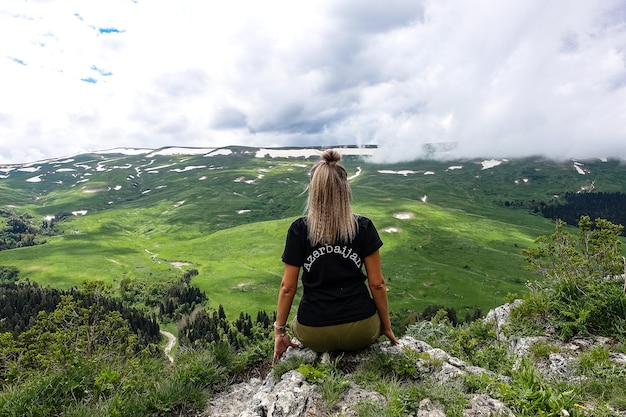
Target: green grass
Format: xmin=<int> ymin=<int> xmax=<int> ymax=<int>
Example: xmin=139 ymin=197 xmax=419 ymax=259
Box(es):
xmin=2 ymin=148 xmax=624 ymax=319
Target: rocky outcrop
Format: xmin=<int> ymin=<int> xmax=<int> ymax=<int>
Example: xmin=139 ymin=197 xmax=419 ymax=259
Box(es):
xmin=204 ymin=301 xmax=626 ymax=417
xmin=204 ymin=336 xmax=515 ymax=417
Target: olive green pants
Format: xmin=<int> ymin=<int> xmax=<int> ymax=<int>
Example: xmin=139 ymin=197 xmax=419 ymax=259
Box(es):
xmin=291 ymin=313 xmax=381 ymax=353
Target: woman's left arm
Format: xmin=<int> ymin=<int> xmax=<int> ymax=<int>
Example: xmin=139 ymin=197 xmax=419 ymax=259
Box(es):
xmin=365 ymin=250 xmax=399 ymax=345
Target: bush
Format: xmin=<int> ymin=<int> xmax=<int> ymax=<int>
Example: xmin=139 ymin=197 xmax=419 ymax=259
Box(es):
xmin=520 ymin=216 xmax=626 ymax=339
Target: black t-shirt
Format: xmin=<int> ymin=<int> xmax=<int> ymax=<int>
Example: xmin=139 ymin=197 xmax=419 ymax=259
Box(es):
xmin=281 ymin=216 xmax=383 ymax=326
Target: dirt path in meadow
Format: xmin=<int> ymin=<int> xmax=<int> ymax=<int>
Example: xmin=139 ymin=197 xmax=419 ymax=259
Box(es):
xmin=160 ymin=330 xmax=176 ymax=363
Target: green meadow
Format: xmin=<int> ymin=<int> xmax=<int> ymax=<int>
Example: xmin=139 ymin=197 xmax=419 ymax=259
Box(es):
xmin=1 ymin=148 xmax=624 ymax=318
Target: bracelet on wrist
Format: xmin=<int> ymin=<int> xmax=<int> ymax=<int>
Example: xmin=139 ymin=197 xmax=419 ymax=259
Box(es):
xmin=273 ymin=321 xmax=286 ymax=331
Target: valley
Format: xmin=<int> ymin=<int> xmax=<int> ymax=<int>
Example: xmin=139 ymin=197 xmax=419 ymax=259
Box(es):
xmin=1 ymin=146 xmax=625 ymax=318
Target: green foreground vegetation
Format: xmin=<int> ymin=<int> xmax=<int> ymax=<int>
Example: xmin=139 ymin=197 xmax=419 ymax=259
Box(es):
xmin=2 ymin=148 xmax=626 ymax=414
xmin=1 ymin=216 xmax=625 ymax=416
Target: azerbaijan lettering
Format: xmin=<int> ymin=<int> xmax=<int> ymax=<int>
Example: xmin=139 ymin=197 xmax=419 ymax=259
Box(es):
xmin=303 ymin=244 xmax=362 ymax=272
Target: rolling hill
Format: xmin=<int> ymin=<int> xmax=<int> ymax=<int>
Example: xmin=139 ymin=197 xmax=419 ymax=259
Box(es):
xmin=1 ymin=146 xmax=625 ymax=318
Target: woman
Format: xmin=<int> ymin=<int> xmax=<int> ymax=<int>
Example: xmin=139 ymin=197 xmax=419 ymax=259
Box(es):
xmin=273 ymin=149 xmax=398 ymax=364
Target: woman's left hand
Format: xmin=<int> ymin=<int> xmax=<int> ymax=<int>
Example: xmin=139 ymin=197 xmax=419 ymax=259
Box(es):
xmin=272 ymin=334 xmax=300 ymax=366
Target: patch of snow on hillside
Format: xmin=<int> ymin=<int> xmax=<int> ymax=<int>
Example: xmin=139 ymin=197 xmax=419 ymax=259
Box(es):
xmin=384 ymin=227 xmax=399 ymax=233
xmin=83 ymin=187 xmax=111 ymax=193
xmin=424 ymin=171 xmax=435 ymax=175
xmin=174 ymin=200 xmax=185 ymax=208
xmin=0 ymin=174 xmax=8 ymax=179
xmin=170 ymin=165 xmax=207 ymax=173
xmin=19 ymin=166 xmax=41 ymax=173
xmin=421 ymin=195 xmax=428 ymax=203
xmin=199 ymin=176 xmax=207 ymax=180
xmin=481 ymin=159 xmax=503 ymax=170
xmin=256 ymin=148 xmax=375 ymax=159
xmin=114 ymin=185 xmax=122 ymax=190
xmin=574 ymin=162 xmax=587 ymax=175
xmin=256 ymin=148 xmax=320 ymax=158
xmin=95 ymin=148 xmax=152 ymax=156
xmin=206 ymin=149 xmax=233 ymax=156
xmin=57 ymin=168 xmax=76 ymax=172
xmin=599 ymin=157 xmax=608 ymax=162
xmin=151 ymin=164 xmax=176 ymax=171
xmin=237 ymin=210 xmax=251 ymax=214
xmin=447 ymin=166 xmax=463 ymax=171
xmin=234 ymin=176 xmax=245 ymax=183
xmin=378 ymin=170 xmax=416 ymax=176
xmin=142 ymin=189 xmax=151 ymax=194
xmin=26 ymin=175 xmax=43 ymax=182
xmin=348 ymin=167 xmax=362 ymax=180
xmin=393 ymin=213 xmax=414 ymax=220
xmin=72 ymin=210 xmax=88 ymax=216
xmin=45 ymin=215 xmax=55 ymax=221
xmin=148 ymin=148 xmax=215 ymax=157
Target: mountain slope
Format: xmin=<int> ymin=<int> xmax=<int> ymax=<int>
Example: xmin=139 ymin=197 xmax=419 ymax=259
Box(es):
xmin=1 ymin=146 xmax=624 ymax=316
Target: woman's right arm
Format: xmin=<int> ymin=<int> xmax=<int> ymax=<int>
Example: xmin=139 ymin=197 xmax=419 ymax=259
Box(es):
xmin=273 ymin=264 xmax=301 ymax=365
xmin=365 ymin=250 xmax=399 ymax=345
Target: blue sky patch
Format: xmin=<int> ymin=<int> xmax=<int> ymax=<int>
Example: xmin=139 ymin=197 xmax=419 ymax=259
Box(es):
xmin=8 ymin=57 xmax=27 ymax=66
xmin=91 ymin=65 xmax=112 ymax=76
xmin=98 ymin=27 xmax=124 ymax=34
xmin=81 ymin=77 xmax=98 ymax=84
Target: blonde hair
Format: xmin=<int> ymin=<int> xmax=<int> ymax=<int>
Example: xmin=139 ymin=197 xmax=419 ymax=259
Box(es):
xmin=306 ymin=149 xmax=357 ymax=246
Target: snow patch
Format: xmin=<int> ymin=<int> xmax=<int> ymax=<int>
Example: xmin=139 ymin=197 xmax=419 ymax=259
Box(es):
xmin=481 ymin=159 xmax=504 ymax=170
xmin=421 ymin=195 xmax=428 ymax=203
xmin=348 ymin=167 xmax=362 ymax=180
xmin=447 ymin=166 xmax=463 ymax=170
xmin=94 ymin=148 xmax=152 ymax=156
xmin=206 ymin=149 xmax=233 ymax=156
xmin=424 ymin=171 xmax=435 ymax=175
xmin=19 ymin=166 xmax=41 ymax=173
xmin=378 ymin=170 xmax=416 ymax=176
xmin=256 ymin=148 xmax=375 ymax=159
xmin=170 ymin=165 xmax=207 ymax=173
xmin=72 ymin=210 xmax=88 ymax=216
xmin=237 ymin=210 xmax=251 ymax=214
xmin=573 ymin=162 xmax=588 ymax=175
xmin=147 ymin=148 xmax=215 ymax=157
xmin=26 ymin=175 xmax=43 ymax=182
xmin=393 ymin=213 xmax=414 ymax=220
xmin=83 ymin=187 xmax=111 ymax=193
xmin=384 ymin=227 xmax=399 ymax=233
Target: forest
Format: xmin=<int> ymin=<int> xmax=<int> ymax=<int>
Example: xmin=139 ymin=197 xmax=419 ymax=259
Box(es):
xmin=0 ymin=208 xmax=67 ymax=251
xmin=535 ymin=192 xmax=626 ymax=235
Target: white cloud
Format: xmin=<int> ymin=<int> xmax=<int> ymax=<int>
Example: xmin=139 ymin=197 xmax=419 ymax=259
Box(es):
xmin=0 ymin=0 xmax=625 ymax=164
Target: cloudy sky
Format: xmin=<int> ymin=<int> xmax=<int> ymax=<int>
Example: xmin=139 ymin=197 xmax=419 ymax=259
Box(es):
xmin=1 ymin=0 xmax=625 ymax=164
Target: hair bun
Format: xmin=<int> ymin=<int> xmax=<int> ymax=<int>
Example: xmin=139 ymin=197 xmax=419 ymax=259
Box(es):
xmin=321 ymin=149 xmax=341 ymax=164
